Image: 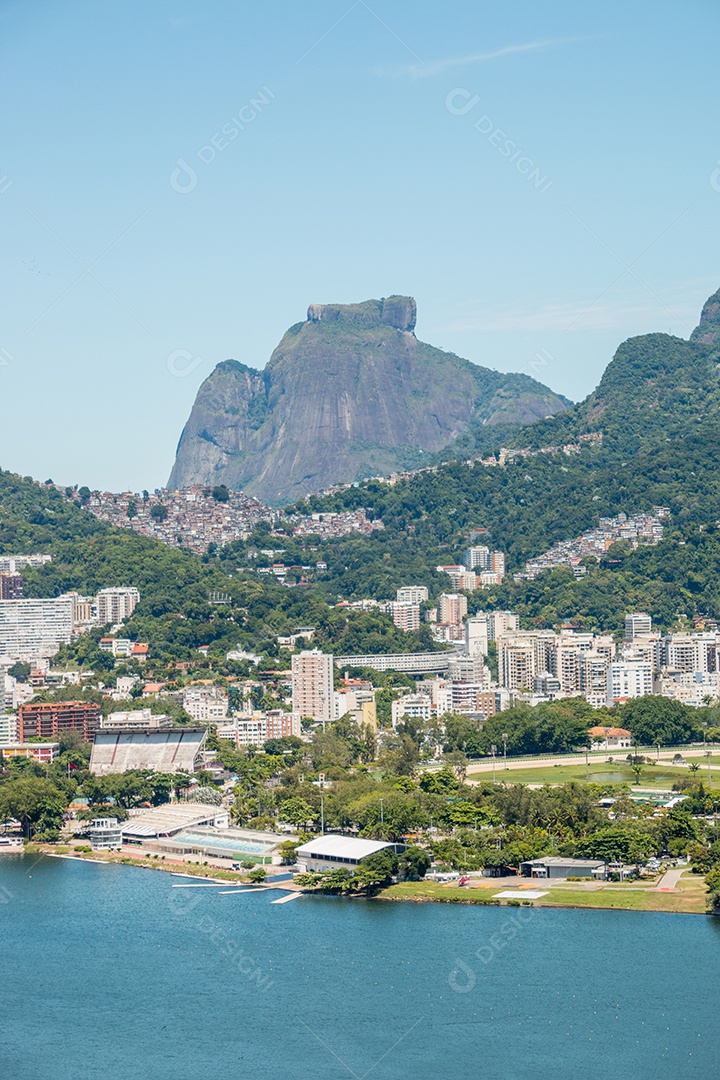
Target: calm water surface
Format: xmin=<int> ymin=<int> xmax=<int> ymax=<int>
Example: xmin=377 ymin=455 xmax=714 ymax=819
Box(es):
xmin=0 ymin=855 xmax=718 ymax=1079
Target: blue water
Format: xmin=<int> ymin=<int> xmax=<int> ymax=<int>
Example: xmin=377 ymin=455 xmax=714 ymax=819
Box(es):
xmin=1 ymin=855 xmax=719 ymax=1080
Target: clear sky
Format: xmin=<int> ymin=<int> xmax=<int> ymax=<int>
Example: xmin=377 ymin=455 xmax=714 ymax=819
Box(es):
xmin=2 ymin=0 xmax=719 ymax=491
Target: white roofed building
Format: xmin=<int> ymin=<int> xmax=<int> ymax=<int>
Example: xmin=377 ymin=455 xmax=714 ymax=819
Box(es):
xmin=296 ymin=835 xmax=398 ymax=872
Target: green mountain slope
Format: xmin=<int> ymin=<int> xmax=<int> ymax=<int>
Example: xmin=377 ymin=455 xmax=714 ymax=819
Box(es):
xmin=168 ymin=296 xmax=569 ymax=505
xmin=242 ymin=286 xmax=720 ymax=629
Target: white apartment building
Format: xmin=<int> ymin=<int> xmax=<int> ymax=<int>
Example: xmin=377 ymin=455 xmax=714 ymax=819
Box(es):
xmin=465 ymin=615 xmax=489 ymax=657
xmin=96 ymin=587 xmax=140 ymax=625
xmin=396 ymin=586 xmax=429 ymax=605
xmin=391 ymin=692 xmax=433 ymax=728
xmin=334 ymin=688 xmax=377 ymax=730
xmin=606 ymin=659 xmax=653 ymax=707
xmin=624 ymin=612 xmax=652 ymax=640
xmin=0 ymin=555 xmax=52 ymax=573
xmin=486 ymin=611 xmax=520 ymax=642
xmin=389 ymin=602 xmax=420 ymax=632
xmin=436 ymin=566 xmax=476 ymax=591
xmin=0 ymin=596 xmax=74 ymax=661
xmin=463 ymin=546 xmax=490 ymax=570
xmin=448 ymin=654 xmax=489 ymax=684
xmin=497 ymin=635 xmax=536 ymax=691
xmin=655 ymin=633 xmax=719 ymax=674
xmin=0 ymin=714 xmax=18 ymax=744
xmin=182 ymin=688 xmax=229 ymax=724
xmin=497 ymin=631 xmax=556 ymax=691
xmin=217 ymin=711 xmax=301 ymax=747
xmin=438 ymin=593 xmax=468 ymax=625
xmin=291 ymin=649 xmax=334 ymax=727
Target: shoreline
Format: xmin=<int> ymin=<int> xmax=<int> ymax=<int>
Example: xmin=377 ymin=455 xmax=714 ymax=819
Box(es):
xmin=18 ymin=845 xmax=712 ymax=915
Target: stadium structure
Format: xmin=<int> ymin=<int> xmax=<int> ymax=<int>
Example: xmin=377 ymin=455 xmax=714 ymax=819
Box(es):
xmin=89 ymin=726 xmax=207 ymax=775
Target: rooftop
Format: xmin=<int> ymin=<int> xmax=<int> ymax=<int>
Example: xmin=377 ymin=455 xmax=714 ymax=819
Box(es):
xmin=297 ymin=835 xmax=393 ymax=860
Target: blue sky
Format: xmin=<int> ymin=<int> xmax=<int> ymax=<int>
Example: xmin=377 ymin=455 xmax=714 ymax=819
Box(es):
xmin=2 ymin=0 xmax=719 ymax=491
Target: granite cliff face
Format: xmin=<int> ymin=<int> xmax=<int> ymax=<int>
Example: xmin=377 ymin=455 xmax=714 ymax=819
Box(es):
xmin=168 ymin=296 xmax=569 ymax=505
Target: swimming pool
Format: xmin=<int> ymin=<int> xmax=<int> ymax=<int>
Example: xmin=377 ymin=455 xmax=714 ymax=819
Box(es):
xmin=173 ymin=831 xmax=273 ymax=854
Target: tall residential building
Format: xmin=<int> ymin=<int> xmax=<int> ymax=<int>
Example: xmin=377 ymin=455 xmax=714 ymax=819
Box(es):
xmin=489 ymin=553 xmax=505 ymax=580
xmin=0 ymin=596 xmax=74 ymax=661
xmin=0 ymin=574 xmax=24 ymax=600
xmin=465 ymin=615 xmax=489 ymax=656
xmin=96 ymin=587 xmax=140 ymax=625
xmin=18 ymin=701 xmax=101 ymax=741
xmin=0 ymin=714 xmax=18 ymax=744
xmin=656 ymin=633 xmax=718 ymax=674
xmin=396 ymin=586 xmax=429 ymax=605
xmin=389 ymin=602 xmax=420 ymax=632
xmin=486 ymin=611 xmax=519 ymax=642
xmin=291 ymin=649 xmax=334 ymax=727
xmin=498 ymin=635 xmax=537 ymax=691
xmin=438 ymin=593 xmax=468 ymax=625
xmin=463 ymin=546 xmax=490 ymax=570
xmin=606 ymin=660 xmax=653 ymax=707
xmin=624 ymin=612 xmax=652 ymax=640
xmin=497 ymin=630 xmax=556 ymax=690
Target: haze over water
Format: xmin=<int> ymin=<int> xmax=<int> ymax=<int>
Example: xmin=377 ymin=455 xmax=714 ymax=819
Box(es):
xmin=1 ymin=856 xmax=718 ymax=1079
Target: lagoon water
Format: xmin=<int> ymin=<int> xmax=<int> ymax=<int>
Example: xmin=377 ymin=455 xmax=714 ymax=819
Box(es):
xmin=1 ymin=855 xmax=718 ymax=1080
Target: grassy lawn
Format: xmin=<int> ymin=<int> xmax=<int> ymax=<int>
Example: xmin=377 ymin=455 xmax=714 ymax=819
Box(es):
xmin=380 ymin=874 xmax=709 ymax=914
xmin=469 ymin=760 xmax=720 ymax=789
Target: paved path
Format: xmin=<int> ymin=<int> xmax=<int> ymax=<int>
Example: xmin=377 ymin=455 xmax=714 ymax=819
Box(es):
xmin=652 ymin=868 xmax=684 ymax=892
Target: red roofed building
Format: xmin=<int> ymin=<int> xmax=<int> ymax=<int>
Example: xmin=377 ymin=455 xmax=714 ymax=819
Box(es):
xmin=589 ymin=725 xmax=632 ymax=751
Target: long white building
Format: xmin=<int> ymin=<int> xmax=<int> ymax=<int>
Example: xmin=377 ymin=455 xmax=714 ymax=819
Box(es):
xmin=0 ymin=596 xmax=74 ymax=661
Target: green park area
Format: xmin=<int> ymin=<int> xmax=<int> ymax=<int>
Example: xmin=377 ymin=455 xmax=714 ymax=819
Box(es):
xmin=382 ymin=872 xmax=708 ymax=914
xmin=468 ymin=759 xmax=720 ymax=791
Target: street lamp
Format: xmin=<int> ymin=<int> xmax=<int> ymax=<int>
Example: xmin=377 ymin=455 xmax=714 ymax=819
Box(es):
xmin=502 ymin=732 xmax=508 ymax=769
xmin=585 ymin=744 xmax=589 ymax=783
xmin=320 ymin=793 xmax=325 ymax=835
xmin=491 ymin=744 xmax=497 ymax=783
xmin=707 ymin=750 xmax=712 ymax=784
xmin=380 ymin=798 xmax=384 ymax=826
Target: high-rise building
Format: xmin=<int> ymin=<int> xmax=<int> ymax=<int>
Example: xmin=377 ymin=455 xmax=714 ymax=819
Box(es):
xmin=437 ymin=593 xmax=468 ymax=625
xmin=465 ymin=615 xmax=489 ymax=656
xmin=486 ymin=611 xmax=519 ymax=642
xmin=396 ymin=586 xmax=428 ymax=605
xmin=606 ymin=660 xmax=653 ymax=707
xmin=96 ymin=587 xmax=140 ymax=625
xmin=0 ymin=596 xmax=74 ymax=661
xmin=18 ymin=701 xmax=100 ymax=741
xmin=291 ymin=649 xmax=334 ymax=727
xmin=0 ymin=574 xmax=24 ymax=600
xmin=389 ymin=602 xmax=420 ymax=632
xmin=624 ymin=612 xmax=652 ymax=641
xmin=655 ymin=633 xmax=718 ymax=674
xmin=490 ymin=552 xmax=506 ymax=579
xmin=463 ymin=546 xmax=490 ymax=570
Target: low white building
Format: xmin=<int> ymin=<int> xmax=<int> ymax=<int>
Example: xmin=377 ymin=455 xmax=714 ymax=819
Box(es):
xmin=392 ymin=692 xmax=433 ymax=729
xmin=296 ymin=835 xmax=397 ymax=873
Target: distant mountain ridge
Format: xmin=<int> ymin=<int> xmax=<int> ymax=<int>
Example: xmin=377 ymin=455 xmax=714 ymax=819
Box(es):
xmin=521 ymin=286 xmax=720 ymax=454
xmin=168 ymin=296 xmax=569 ymax=505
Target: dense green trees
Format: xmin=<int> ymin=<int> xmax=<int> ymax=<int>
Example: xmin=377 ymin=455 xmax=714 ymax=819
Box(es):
xmin=0 ymin=778 xmax=69 ymax=839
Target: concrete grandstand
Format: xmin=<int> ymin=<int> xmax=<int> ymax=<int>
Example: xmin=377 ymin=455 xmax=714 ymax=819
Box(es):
xmin=89 ymin=727 xmax=207 ymax=775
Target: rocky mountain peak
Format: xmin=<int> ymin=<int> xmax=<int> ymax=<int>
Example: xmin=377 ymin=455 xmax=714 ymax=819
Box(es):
xmin=306 ymin=295 xmax=417 ymax=332
xmin=690 ymin=287 xmax=720 ymax=346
